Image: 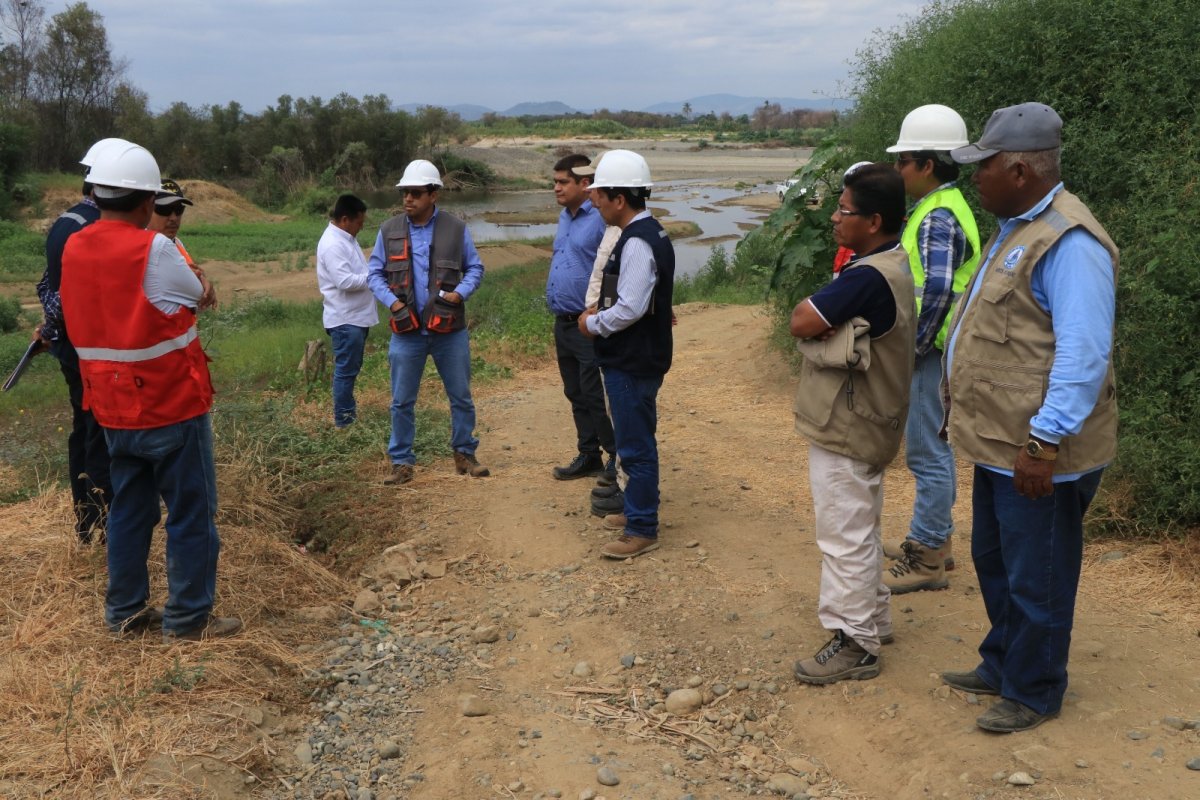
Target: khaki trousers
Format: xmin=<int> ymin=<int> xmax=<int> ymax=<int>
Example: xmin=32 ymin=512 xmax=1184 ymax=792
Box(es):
xmin=807 ymin=443 xmax=892 ymax=654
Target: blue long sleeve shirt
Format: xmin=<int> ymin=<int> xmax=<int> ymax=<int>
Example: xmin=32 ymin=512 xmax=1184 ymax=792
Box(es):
xmin=947 ymin=183 xmax=1116 ymax=480
xmin=546 ymin=200 xmax=606 ymax=315
xmin=367 ymin=208 xmax=485 ymax=334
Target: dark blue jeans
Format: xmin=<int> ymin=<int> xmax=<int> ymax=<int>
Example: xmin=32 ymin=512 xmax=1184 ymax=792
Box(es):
xmin=327 ymin=324 xmax=369 ymax=427
xmin=603 ymin=367 xmax=663 ymax=539
xmin=103 ymin=414 xmax=221 ymax=635
xmin=971 ymin=465 xmax=1104 ymax=715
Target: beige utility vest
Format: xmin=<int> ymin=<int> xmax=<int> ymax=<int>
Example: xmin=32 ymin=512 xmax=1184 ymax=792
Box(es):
xmin=945 ymin=190 xmax=1119 ymax=473
xmin=793 ymin=248 xmax=916 ymax=468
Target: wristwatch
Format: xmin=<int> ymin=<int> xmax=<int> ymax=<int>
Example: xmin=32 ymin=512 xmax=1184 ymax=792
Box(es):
xmin=1024 ymin=436 xmax=1058 ymax=461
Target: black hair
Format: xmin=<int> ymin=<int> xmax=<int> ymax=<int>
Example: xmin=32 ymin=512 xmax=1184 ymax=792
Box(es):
xmin=554 ymin=153 xmax=592 ymax=175
xmin=331 ymin=193 xmax=368 ymax=220
xmin=597 ymin=186 xmax=649 ymax=210
xmin=842 ymin=163 xmax=906 ymax=235
xmin=94 ymin=189 xmax=154 ymax=213
xmin=905 ymin=150 xmax=960 ymax=183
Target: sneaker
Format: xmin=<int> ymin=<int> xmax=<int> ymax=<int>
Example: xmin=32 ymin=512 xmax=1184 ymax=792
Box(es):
xmin=884 ymin=535 xmax=955 ymax=571
xmin=603 ymin=513 xmax=627 ymax=531
xmin=793 ymin=631 xmax=880 ymax=685
xmin=591 ymin=483 xmax=620 ymax=499
xmin=940 ymin=668 xmax=1000 ymax=695
xmin=454 ymin=452 xmax=490 ymax=478
xmin=976 ymin=698 xmax=1058 ymax=733
xmin=384 ymin=464 xmax=414 ymax=485
xmin=885 ymin=540 xmax=950 ymax=594
xmin=553 ymin=452 xmax=603 ymax=480
xmin=601 ymin=535 xmax=659 ymax=559
xmin=109 ymin=606 xmax=164 ymax=639
xmin=591 ymin=489 xmax=624 ymax=517
xmin=163 ymin=616 xmax=244 ymax=644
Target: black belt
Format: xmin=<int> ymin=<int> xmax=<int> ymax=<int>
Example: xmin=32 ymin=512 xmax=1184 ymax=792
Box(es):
xmin=557 ymin=312 xmax=581 ymax=323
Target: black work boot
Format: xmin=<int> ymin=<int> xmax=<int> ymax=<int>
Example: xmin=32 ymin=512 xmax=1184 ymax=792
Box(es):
xmin=591 ymin=487 xmax=624 ymax=517
xmin=553 ymin=452 xmax=604 ymax=481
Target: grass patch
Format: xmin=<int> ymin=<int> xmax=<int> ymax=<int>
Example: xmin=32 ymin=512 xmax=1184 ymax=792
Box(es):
xmin=0 ymin=219 xmax=46 ymax=285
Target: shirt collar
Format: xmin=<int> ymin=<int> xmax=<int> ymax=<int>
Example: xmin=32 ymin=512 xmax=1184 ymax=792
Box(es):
xmin=1001 ymin=182 xmax=1064 ymax=225
xmin=82 ymin=197 xmax=99 ymax=209
xmin=327 ymin=221 xmax=358 ymax=244
xmin=848 ymin=239 xmax=902 ymax=264
xmin=409 ymin=206 xmax=438 ymax=229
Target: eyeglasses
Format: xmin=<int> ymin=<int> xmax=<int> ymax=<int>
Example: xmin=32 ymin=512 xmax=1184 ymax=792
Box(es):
xmin=154 ymin=204 xmax=186 ymax=217
xmin=402 ymin=188 xmax=430 ymax=198
xmin=894 ymin=156 xmax=923 ymax=168
xmin=834 ymin=207 xmax=870 ymax=218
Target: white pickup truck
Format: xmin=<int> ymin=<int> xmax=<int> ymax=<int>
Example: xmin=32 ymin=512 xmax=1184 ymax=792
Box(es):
xmin=776 ymin=178 xmax=822 ymax=204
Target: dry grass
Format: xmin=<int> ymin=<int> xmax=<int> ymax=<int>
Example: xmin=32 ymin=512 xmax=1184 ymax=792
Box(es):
xmin=0 ymin=486 xmax=351 ymax=798
xmin=1082 ymin=533 xmax=1200 ymax=629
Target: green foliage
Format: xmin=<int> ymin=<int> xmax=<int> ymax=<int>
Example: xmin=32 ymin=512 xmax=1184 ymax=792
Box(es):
xmin=0 ymin=220 xmax=45 ymax=283
xmin=467 ymin=259 xmax=554 ymax=358
xmin=674 ymin=232 xmax=782 ymax=305
xmin=0 ymin=124 xmax=32 ymax=220
xmin=181 ymin=217 xmax=332 ymax=262
xmin=0 ymin=296 xmax=22 ymax=333
xmin=434 ymin=153 xmax=497 ymax=190
xmin=845 ymin=0 xmax=1200 ymax=533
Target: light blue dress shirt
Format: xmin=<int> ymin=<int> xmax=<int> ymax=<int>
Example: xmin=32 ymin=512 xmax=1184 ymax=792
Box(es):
xmin=546 ymin=200 xmax=606 ymax=315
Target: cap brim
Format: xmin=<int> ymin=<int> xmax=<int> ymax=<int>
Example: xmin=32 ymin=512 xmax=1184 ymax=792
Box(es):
xmin=950 ymin=144 xmax=1000 ymax=164
xmin=155 ymin=195 xmax=193 ymax=206
xmin=570 ymin=166 xmax=596 ymax=177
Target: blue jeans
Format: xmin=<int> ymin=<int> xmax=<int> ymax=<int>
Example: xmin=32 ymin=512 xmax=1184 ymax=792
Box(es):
xmin=971 ymin=465 xmax=1104 ymax=715
xmin=328 ymin=324 xmax=369 ymax=427
xmin=905 ymin=349 xmax=955 ymax=548
xmin=103 ymin=414 xmax=221 ymax=635
xmin=603 ymin=367 xmax=663 ymax=539
xmin=387 ymin=329 xmax=479 ymax=465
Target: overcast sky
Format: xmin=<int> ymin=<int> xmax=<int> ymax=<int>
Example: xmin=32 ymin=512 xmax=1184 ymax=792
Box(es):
xmin=50 ymin=0 xmax=929 ymax=113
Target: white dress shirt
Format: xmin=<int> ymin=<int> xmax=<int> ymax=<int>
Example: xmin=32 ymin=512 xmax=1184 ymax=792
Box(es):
xmin=317 ymin=222 xmax=380 ymax=329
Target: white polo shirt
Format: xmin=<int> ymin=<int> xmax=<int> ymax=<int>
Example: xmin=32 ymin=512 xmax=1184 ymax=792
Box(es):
xmin=316 ymin=222 xmax=379 ymax=329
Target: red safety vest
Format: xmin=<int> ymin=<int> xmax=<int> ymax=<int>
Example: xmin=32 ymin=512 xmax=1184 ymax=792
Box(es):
xmin=61 ymin=220 xmax=213 ymax=429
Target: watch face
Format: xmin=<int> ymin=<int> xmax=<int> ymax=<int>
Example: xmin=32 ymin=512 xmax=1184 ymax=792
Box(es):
xmin=1025 ymin=440 xmax=1041 ymax=457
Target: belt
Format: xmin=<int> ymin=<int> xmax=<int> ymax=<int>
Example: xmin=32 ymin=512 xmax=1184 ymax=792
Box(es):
xmin=557 ymin=312 xmax=581 ymax=323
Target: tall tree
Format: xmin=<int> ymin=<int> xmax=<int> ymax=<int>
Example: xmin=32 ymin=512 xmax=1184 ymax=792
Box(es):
xmin=0 ymin=0 xmax=45 ymax=107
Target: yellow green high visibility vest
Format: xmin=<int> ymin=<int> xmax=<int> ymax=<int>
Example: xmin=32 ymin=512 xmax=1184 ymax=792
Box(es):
xmin=900 ymin=185 xmax=981 ymax=351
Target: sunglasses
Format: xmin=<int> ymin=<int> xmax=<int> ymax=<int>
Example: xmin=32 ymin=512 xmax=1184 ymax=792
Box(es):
xmin=155 ymin=204 xmax=186 ymax=217
xmin=402 ymin=188 xmax=431 ymax=198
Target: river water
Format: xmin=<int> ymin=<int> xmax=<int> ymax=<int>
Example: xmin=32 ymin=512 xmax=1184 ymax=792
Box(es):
xmin=369 ymin=181 xmax=776 ymax=279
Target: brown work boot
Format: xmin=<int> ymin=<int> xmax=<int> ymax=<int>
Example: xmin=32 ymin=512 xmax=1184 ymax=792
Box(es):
xmin=163 ymin=616 xmax=243 ymax=644
xmin=884 ymin=534 xmax=955 ymax=571
xmin=109 ymin=606 xmax=164 ymax=639
xmin=454 ymin=452 xmax=490 ymax=477
xmin=384 ymin=463 xmax=414 ymax=485
xmin=885 ymin=540 xmax=950 ymax=594
xmin=793 ymin=631 xmax=880 ymax=685
xmin=601 ymin=535 xmax=659 ymax=560
xmin=602 ymin=513 xmax=627 ymax=530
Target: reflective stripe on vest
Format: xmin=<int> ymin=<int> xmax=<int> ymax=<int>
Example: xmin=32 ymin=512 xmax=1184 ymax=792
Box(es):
xmin=75 ymin=325 xmax=198 ymax=363
xmin=59 ymin=211 xmax=89 ymax=226
xmin=900 ymin=186 xmax=981 ymax=350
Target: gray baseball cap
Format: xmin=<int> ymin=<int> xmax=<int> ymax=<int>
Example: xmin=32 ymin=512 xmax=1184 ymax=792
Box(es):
xmin=950 ymin=102 xmax=1063 ymax=164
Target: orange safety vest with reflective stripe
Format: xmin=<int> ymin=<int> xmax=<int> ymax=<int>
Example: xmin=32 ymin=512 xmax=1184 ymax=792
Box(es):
xmin=175 ymin=237 xmax=196 ymax=269
xmin=60 ymin=220 xmax=213 ymax=429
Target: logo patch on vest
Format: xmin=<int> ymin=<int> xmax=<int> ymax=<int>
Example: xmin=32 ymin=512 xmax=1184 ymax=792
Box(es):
xmin=1002 ymin=246 xmax=1025 ymax=271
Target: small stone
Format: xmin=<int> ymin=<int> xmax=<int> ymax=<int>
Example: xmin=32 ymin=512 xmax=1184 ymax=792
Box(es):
xmin=546 ymin=790 xmax=562 ymax=799
xmin=1075 ymin=759 xmax=1089 ymax=768
xmin=712 ymin=683 xmax=730 ymax=696
xmin=419 ymin=560 xmax=447 ymax=579
xmin=572 ymin=661 xmax=594 ymax=678
xmin=596 ymin=766 xmax=620 ymax=786
xmin=685 ymin=540 xmax=700 ymax=548
xmin=579 ymin=790 xmax=597 ymax=800
xmin=765 ymin=773 xmax=808 ymax=795
xmin=507 ymin=780 xmax=524 ymax=792
xmin=352 ymin=589 xmax=381 ymax=614
xmin=294 ymin=742 xmax=314 ymax=765
xmin=459 ymin=694 xmax=490 ymax=717
xmin=665 ymin=688 xmax=703 ymax=715
xmin=378 ymin=740 xmax=401 ymax=760
xmin=1127 ymin=730 xmax=1149 ymax=741
xmin=1007 ymin=772 xmax=1036 ymax=786
xmin=619 ymin=653 xmax=636 ymax=669
xmin=761 ymin=630 xmax=774 ymax=640
xmin=661 ymin=762 xmax=675 ymax=776
xmin=1162 ymin=716 xmax=1188 ymax=730
xmin=1186 ymin=757 xmax=1200 ymax=771
xmin=685 ymin=675 xmax=704 ymax=688
xmin=471 ymin=625 xmax=501 ymax=644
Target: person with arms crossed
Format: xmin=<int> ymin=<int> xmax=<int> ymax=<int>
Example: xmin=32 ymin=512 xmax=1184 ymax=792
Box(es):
xmin=940 ymin=103 xmax=1118 ymax=733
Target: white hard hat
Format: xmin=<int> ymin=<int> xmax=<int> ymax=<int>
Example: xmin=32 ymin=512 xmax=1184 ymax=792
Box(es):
xmin=886 ymin=104 xmax=969 ymax=153
xmin=86 ymin=142 xmax=164 ymax=196
xmin=844 ymin=161 xmax=874 ymax=179
xmin=395 ymin=159 xmax=443 ymax=188
xmin=80 ymin=137 xmax=132 ymax=169
xmin=590 ymin=149 xmax=653 ymax=189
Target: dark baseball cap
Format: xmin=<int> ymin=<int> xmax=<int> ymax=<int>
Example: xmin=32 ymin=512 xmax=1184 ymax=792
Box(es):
xmin=155 ymin=178 xmax=194 ymax=206
xmin=951 ymin=102 xmax=1063 ymax=164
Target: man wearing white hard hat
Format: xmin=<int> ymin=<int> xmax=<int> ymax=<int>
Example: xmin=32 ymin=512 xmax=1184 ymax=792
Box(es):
xmin=578 ymin=150 xmax=674 ymax=560
xmin=31 ymin=138 xmax=128 ymax=544
xmin=366 ymin=159 xmax=488 ymax=485
xmin=59 ymin=141 xmax=239 ymax=643
xmin=881 ymin=104 xmax=981 ymax=594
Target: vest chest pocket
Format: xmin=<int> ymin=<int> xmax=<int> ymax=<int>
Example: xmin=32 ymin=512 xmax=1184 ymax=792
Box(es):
xmin=434 ymin=261 xmax=462 ymax=290
xmin=971 ymin=282 xmax=1013 ymax=344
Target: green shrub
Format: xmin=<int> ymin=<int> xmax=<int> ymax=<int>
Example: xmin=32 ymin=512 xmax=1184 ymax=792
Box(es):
xmin=0 ymin=296 xmax=21 ymax=334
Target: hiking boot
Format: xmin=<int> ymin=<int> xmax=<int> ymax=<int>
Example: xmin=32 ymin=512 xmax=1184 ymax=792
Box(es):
xmin=454 ymin=452 xmax=490 ymax=478
xmin=885 ymin=540 xmax=950 ymax=594
xmin=591 ymin=488 xmax=624 ymax=517
xmin=601 ymin=535 xmax=659 ymax=559
xmin=879 ymin=632 xmax=895 ymax=645
xmin=603 ymin=513 xmax=627 ymax=531
xmin=940 ymin=669 xmax=1000 ymax=695
xmin=384 ymin=463 xmax=414 ymax=485
xmin=976 ymin=698 xmax=1058 ymax=733
xmin=793 ymin=631 xmax=880 ymax=685
xmin=591 ymin=483 xmax=620 ymax=499
xmin=109 ymin=606 xmax=164 ymax=639
xmin=598 ymin=454 xmax=618 ymax=485
xmin=884 ymin=534 xmax=955 ymax=571
xmin=163 ymin=616 xmax=244 ymax=644
xmin=553 ymin=452 xmax=603 ymax=480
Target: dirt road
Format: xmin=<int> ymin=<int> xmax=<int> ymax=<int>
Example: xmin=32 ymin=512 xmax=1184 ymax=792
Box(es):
xmin=271 ymin=303 xmax=1200 ymax=799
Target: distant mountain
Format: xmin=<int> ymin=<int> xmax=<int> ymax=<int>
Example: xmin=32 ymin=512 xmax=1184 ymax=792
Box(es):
xmin=397 ymin=102 xmax=492 ymax=121
xmin=640 ymin=93 xmax=851 ymax=117
xmin=501 ymin=101 xmax=579 ymax=117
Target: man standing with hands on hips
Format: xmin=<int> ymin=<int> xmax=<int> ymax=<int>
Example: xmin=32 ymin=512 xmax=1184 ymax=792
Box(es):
xmin=579 ymin=150 xmax=674 ymax=560
xmin=367 ymin=160 xmax=488 ymax=485
xmin=940 ymin=103 xmax=1118 ymax=733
